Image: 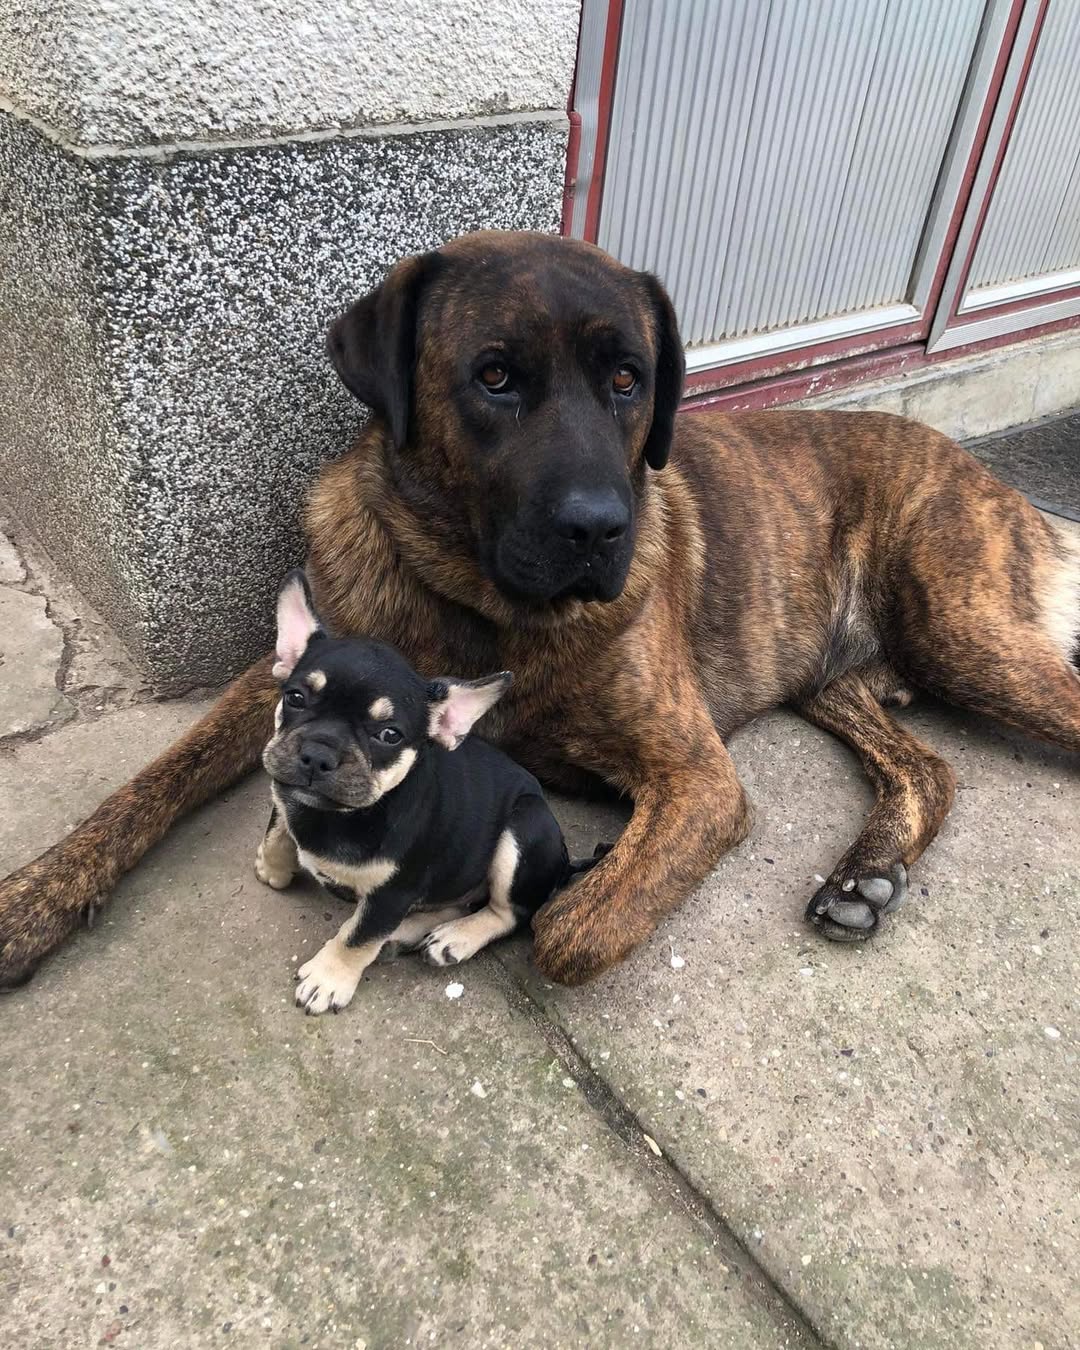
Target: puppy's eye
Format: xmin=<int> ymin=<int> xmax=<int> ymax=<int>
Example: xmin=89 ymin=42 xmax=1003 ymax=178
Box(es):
xmin=374 ymin=727 xmax=403 ymax=746
xmin=284 ymin=689 xmax=306 ymax=709
xmin=477 ymin=362 xmax=510 ymax=393
xmin=613 ymin=366 xmax=638 ymax=395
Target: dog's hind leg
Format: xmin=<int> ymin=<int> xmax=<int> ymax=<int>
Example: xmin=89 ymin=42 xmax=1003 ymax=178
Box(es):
xmin=923 ymin=642 xmax=1080 ymax=754
xmin=383 ymin=896 xmax=483 ymax=956
xmin=896 ymin=504 xmax=1080 ymax=753
xmin=422 ymin=795 xmax=566 ymax=967
xmin=797 ymin=673 xmax=956 ymax=941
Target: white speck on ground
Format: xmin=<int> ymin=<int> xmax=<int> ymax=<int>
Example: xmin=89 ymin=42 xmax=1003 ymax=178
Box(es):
xmin=445 ymin=982 xmax=464 ymax=1000
xmin=470 ymin=1080 xmax=487 ymax=1099
xmin=1043 ymin=1026 xmax=1061 ymax=1040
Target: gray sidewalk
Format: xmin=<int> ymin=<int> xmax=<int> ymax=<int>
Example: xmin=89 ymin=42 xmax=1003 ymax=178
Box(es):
xmin=1 ymin=514 xmax=1076 ymax=1349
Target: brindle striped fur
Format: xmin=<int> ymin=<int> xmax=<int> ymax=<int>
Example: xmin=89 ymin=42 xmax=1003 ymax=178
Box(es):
xmin=1 ymin=232 xmax=1077 ymax=988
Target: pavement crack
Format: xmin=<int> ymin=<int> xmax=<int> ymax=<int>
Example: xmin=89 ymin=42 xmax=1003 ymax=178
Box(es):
xmin=49 ymin=597 xmax=79 ymax=699
xmin=488 ymin=957 xmax=836 ymax=1350
xmin=0 ymin=505 xmax=157 ymax=718
xmin=0 ymin=713 xmax=78 ymax=755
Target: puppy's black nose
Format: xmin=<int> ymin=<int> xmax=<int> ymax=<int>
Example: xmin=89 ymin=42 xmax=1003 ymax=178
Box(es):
xmin=298 ymin=737 xmax=342 ymax=776
xmin=553 ymin=488 xmax=630 ymax=554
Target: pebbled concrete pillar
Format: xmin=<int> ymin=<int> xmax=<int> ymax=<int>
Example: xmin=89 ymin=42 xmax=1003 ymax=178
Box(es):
xmin=0 ymin=1 xmax=577 ymax=689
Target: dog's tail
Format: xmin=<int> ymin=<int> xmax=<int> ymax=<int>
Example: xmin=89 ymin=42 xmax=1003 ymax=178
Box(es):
xmin=0 ymin=657 xmax=280 ymax=990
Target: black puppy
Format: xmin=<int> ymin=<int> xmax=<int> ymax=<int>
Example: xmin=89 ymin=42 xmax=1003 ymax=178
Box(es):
xmin=257 ymin=570 xmax=595 ymax=1015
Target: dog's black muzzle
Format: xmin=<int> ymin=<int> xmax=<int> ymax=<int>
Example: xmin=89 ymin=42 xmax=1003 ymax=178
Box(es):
xmin=491 ymin=484 xmax=635 ymax=604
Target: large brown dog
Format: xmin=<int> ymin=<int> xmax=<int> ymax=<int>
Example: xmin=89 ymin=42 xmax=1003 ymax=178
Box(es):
xmin=1 ymin=231 xmax=1078 ymax=989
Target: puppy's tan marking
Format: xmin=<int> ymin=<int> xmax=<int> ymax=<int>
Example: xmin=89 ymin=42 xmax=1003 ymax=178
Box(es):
xmin=296 ymin=853 xmax=397 ymax=898
xmin=368 ymin=696 xmax=394 ymax=720
xmin=370 ymin=747 xmax=417 ymax=800
xmin=305 ymin=670 xmax=327 ymax=692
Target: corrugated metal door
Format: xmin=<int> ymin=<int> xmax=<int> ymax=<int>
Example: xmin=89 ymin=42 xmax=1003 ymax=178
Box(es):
xmin=961 ymin=0 xmax=1080 ymax=310
xmin=927 ymin=0 xmax=1080 ymax=353
xmin=572 ymin=0 xmax=1008 ymax=378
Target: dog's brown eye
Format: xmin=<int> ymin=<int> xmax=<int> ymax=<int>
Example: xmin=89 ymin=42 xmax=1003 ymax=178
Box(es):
xmin=375 ymin=727 xmax=403 ymax=746
xmin=478 ymin=363 xmax=510 ymax=392
xmin=284 ymin=689 xmax=306 ymax=709
xmin=613 ymin=366 xmax=637 ymax=394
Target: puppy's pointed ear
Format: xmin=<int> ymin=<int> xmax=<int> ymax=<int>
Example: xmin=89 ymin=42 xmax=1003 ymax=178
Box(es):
xmin=639 ymin=272 xmax=685 ymax=471
xmin=426 ymin=672 xmax=512 ymax=750
xmin=326 ymin=251 xmax=444 ymax=450
xmin=273 ymin=569 xmax=325 ymax=680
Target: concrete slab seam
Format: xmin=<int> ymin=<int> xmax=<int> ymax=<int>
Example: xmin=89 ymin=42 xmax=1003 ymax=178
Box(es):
xmin=487 ymin=955 xmax=836 ymax=1350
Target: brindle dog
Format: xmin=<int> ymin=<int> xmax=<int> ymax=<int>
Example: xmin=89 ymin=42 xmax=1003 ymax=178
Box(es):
xmin=1 ymin=231 xmax=1078 ymax=989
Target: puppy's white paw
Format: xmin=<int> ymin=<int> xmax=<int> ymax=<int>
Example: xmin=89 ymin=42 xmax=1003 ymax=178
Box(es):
xmin=294 ymin=940 xmax=363 ymax=1015
xmin=254 ymin=847 xmax=294 ymax=890
xmin=421 ymin=915 xmax=493 ymax=967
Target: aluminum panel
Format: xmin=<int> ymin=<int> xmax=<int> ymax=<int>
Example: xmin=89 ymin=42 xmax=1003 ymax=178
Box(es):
xmin=966 ymin=0 xmax=1080 ymax=296
xmin=597 ymin=0 xmax=987 ymax=348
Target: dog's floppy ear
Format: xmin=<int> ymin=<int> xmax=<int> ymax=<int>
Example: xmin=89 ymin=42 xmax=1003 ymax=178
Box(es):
xmin=639 ymin=272 xmax=685 ymax=472
xmin=326 ymin=251 xmax=444 ymax=450
xmin=426 ymin=671 xmax=512 ymax=750
xmin=273 ymin=569 xmax=325 ymax=680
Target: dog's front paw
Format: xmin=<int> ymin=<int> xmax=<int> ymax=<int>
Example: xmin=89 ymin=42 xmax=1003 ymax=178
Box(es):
xmin=254 ymin=848 xmax=294 ymax=890
xmin=294 ymin=940 xmax=363 ymax=1015
xmin=531 ymin=884 xmax=640 ymax=986
xmin=0 ymin=853 xmax=93 ymax=991
xmin=254 ymin=827 xmax=297 ymax=890
xmin=805 ymin=861 xmax=908 ymax=941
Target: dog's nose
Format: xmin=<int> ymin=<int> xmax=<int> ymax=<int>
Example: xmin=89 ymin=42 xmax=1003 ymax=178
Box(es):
xmin=298 ymin=738 xmax=342 ymax=776
xmin=553 ymin=489 xmax=630 ymax=554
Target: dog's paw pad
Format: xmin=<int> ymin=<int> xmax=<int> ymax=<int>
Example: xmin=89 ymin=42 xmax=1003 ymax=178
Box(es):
xmin=294 ymin=945 xmax=361 ymax=1015
xmin=806 ymin=862 xmax=908 ymax=940
xmin=826 ymin=898 xmax=876 ymax=929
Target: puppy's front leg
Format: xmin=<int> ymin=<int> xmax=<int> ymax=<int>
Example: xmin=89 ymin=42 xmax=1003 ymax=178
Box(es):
xmin=254 ymin=806 xmax=298 ymax=890
xmin=295 ymin=887 xmax=417 ymax=1015
xmin=532 ymin=706 xmax=750 ymax=986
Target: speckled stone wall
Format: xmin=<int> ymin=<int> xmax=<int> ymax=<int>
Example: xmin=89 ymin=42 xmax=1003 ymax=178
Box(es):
xmin=0 ymin=110 xmax=569 ymax=688
xmin=0 ymin=0 xmax=579 ymax=146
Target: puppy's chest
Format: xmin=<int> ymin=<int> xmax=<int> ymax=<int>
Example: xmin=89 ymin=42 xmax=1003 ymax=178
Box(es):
xmin=296 ymin=848 xmax=398 ymax=902
xmin=277 ymin=796 xmax=398 ymax=901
